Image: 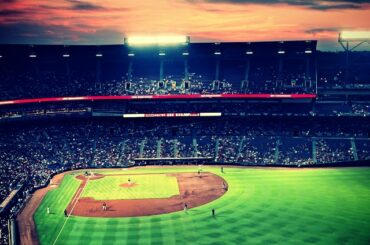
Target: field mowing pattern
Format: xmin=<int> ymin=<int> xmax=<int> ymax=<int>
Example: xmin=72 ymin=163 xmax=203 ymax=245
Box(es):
xmin=81 ymin=174 xmax=179 ymax=200
xmin=34 ymin=167 xmax=370 ymax=245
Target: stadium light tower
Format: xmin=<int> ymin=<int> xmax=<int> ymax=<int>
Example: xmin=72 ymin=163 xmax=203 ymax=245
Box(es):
xmin=338 ymin=31 xmax=370 ymax=85
xmin=125 ymin=35 xmax=189 ymax=46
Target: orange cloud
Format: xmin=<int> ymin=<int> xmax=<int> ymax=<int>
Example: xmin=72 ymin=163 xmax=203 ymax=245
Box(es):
xmin=0 ymin=0 xmax=369 ymax=49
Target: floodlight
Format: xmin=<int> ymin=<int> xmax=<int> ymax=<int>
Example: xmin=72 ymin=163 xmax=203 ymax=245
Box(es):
xmin=62 ymin=54 xmax=70 ymax=58
xmin=338 ymin=30 xmax=370 ymax=85
xmin=126 ymin=35 xmax=188 ymax=46
xmin=246 ymin=50 xmax=253 ymax=55
xmin=277 ymin=50 xmax=285 ymax=54
xmin=339 ymin=31 xmax=370 ymax=42
xmin=96 ymin=53 xmax=103 ymax=57
xmin=214 ymin=51 xmax=221 ymax=55
xmin=29 ymin=54 xmax=37 ymax=58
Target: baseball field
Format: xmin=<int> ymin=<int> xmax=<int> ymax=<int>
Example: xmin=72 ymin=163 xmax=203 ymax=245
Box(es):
xmin=81 ymin=174 xmax=180 ymax=200
xmin=26 ymin=166 xmax=370 ymax=244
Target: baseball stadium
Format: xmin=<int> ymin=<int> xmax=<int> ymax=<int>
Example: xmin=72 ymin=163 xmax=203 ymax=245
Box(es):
xmin=1 ymin=1 xmax=370 ymax=245
xmin=0 ymin=38 xmax=368 ymax=245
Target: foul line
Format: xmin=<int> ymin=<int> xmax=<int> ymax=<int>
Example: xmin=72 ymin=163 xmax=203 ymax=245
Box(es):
xmin=52 ymin=175 xmax=91 ymax=245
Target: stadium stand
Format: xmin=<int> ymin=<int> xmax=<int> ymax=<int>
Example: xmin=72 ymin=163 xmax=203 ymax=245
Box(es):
xmin=0 ymin=41 xmax=369 ymax=244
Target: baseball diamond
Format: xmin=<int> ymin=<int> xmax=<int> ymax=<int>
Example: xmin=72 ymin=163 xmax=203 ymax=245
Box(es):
xmin=16 ymin=166 xmax=370 ymax=245
xmin=80 ymin=173 xmax=181 ymax=200
xmin=67 ymin=172 xmax=227 ymax=217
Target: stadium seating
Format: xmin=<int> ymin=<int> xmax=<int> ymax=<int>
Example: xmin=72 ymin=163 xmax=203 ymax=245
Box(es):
xmin=0 ymin=42 xmax=370 ymax=243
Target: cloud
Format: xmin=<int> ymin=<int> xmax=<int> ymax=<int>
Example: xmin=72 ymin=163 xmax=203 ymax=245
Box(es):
xmin=309 ymin=3 xmax=361 ymax=10
xmin=306 ymin=27 xmax=340 ymax=34
xmin=0 ymin=0 xmax=18 ymax=3
xmin=0 ymin=22 xmax=124 ymax=44
xmin=190 ymin=0 xmax=370 ymax=10
xmin=0 ymin=10 xmax=26 ymax=16
xmin=65 ymin=0 xmax=105 ymax=11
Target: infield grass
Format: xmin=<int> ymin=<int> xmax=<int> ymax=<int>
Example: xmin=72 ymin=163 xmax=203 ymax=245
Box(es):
xmin=34 ymin=167 xmax=370 ymax=245
xmin=81 ymin=174 xmax=179 ymax=200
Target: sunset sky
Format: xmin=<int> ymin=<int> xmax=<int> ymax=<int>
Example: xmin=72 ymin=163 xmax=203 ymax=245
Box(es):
xmin=0 ymin=0 xmax=369 ymax=50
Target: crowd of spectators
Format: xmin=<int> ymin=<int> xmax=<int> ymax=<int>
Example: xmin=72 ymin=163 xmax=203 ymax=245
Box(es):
xmin=351 ymin=103 xmax=370 ymax=116
xmin=316 ymin=139 xmax=354 ymax=164
xmin=278 ymin=137 xmax=313 ymax=165
xmin=0 ymin=67 xmax=317 ymax=101
xmin=0 ymin=117 xmax=369 ymax=243
xmin=356 ymin=140 xmax=370 ymax=161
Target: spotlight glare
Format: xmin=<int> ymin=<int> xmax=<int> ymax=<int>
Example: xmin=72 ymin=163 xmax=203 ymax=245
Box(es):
xmin=126 ymin=35 xmax=188 ymax=46
xmin=340 ymin=31 xmax=370 ymax=42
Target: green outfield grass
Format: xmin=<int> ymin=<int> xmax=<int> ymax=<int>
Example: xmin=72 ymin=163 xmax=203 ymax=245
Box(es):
xmin=34 ymin=167 xmax=370 ymax=245
xmin=81 ymin=174 xmax=179 ymax=200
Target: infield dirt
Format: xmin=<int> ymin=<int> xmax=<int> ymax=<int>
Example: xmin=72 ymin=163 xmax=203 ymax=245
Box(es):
xmin=67 ymin=172 xmax=227 ymax=217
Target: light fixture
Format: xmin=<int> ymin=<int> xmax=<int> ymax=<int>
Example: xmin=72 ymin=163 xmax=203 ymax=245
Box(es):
xmin=29 ymin=54 xmax=37 ymax=58
xmin=96 ymin=53 xmax=103 ymax=57
xmin=214 ymin=51 xmax=221 ymax=55
xmin=182 ymin=51 xmax=189 ymax=56
xmin=277 ymin=50 xmax=285 ymax=54
xmin=128 ymin=52 xmax=135 ymax=57
xmin=246 ymin=50 xmax=253 ymax=55
xmin=125 ymin=35 xmax=188 ymax=46
xmin=62 ymin=54 xmax=70 ymax=58
xmin=159 ymin=51 xmax=166 ymax=56
xmin=339 ymin=31 xmax=370 ymax=42
xmin=305 ymin=49 xmax=312 ymax=54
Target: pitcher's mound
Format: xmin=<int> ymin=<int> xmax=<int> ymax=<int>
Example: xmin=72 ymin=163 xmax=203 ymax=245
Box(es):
xmin=120 ymin=183 xmax=138 ymax=188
